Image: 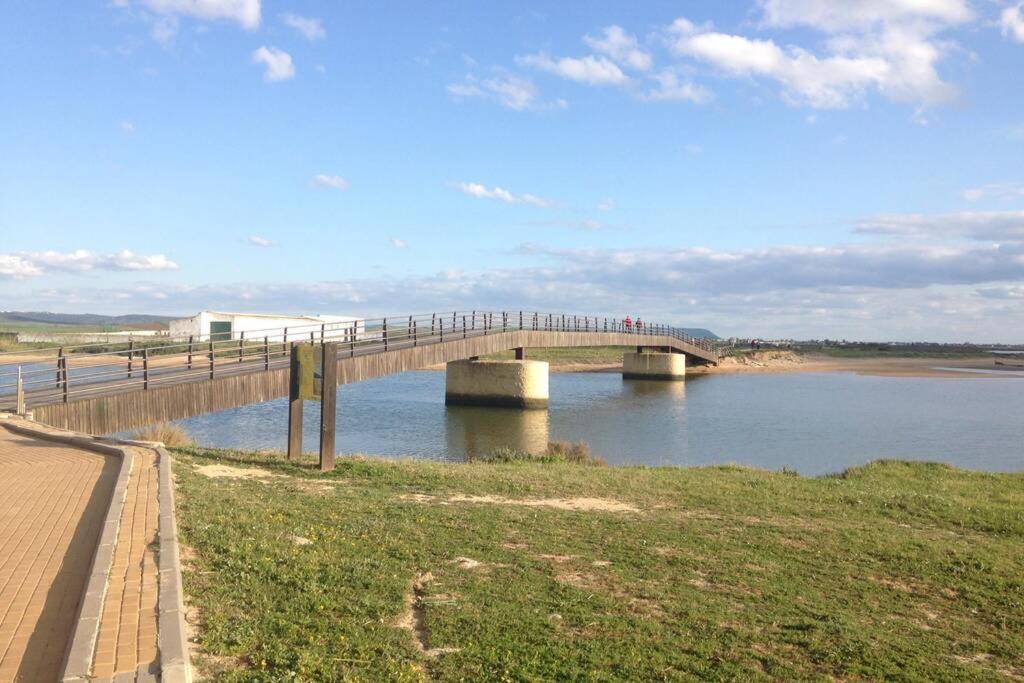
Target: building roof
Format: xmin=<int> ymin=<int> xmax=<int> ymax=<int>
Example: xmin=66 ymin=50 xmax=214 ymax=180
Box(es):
xmin=176 ymin=311 xmax=361 ymax=322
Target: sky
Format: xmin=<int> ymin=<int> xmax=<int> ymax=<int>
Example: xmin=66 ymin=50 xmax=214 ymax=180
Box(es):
xmin=2 ymin=0 xmax=1024 ymax=342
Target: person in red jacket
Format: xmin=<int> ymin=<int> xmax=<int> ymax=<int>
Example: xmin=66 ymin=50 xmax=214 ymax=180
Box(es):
xmin=624 ymin=315 xmax=632 ymax=332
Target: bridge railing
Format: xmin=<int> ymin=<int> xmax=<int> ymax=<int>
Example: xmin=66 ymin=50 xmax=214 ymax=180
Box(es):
xmin=0 ymin=310 xmax=722 ymax=409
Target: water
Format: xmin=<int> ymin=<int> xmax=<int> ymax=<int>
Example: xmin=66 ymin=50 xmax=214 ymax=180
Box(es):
xmin=169 ymin=370 xmax=1023 ymax=475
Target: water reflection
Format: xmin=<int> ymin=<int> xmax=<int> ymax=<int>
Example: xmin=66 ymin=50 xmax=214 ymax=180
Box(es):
xmin=445 ymin=405 xmax=550 ymax=459
xmin=621 ymin=378 xmax=687 ymax=398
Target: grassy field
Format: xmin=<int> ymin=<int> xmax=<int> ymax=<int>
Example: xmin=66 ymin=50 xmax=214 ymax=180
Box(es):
xmin=481 ymin=345 xmax=631 ymax=365
xmin=174 ymin=447 xmax=1024 ymax=681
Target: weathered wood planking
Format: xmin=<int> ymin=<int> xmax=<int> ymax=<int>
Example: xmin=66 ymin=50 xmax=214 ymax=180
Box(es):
xmin=33 ymin=331 xmax=711 ymax=434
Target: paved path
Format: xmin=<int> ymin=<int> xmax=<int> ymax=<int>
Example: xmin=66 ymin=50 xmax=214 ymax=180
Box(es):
xmin=0 ymin=426 xmax=119 ymax=682
xmin=92 ymin=446 xmax=159 ymax=679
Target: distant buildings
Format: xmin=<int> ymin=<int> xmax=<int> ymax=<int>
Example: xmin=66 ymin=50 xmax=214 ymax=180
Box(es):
xmin=168 ymin=311 xmax=364 ymax=342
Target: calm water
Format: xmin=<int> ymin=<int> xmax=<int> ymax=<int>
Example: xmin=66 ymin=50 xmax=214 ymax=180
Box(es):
xmin=166 ymin=370 xmax=1023 ymax=475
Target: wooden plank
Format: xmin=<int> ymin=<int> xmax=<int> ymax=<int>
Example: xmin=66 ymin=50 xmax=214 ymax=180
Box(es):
xmin=319 ymin=342 xmax=338 ymax=472
xmin=287 ymin=344 xmax=303 ymax=461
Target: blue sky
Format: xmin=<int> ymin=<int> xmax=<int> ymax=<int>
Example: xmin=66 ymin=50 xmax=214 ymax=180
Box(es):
xmin=2 ymin=0 xmax=1024 ymax=341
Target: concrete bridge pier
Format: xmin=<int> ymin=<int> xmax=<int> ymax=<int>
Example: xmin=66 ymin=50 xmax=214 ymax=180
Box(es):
xmin=445 ymin=359 xmax=549 ymax=408
xmin=622 ymin=350 xmax=686 ymax=381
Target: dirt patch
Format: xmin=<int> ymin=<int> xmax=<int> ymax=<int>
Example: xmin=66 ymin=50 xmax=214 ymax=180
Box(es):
xmin=539 ymin=554 xmax=577 ymax=563
xmin=396 ymin=571 xmax=460 ymax=658
xmin=401 ymin=493 xmax=639 ymax=514
xmin=194 ymin=464 xmax=287 ymax=481
xmin=287 ymin=534 xmax=313 ymax=546
xmin=452 ymin=557 xmax=482 ymax=569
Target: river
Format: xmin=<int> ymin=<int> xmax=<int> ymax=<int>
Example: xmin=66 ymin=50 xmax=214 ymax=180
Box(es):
xmin=162 ymin=369 xmax=1022 ymax=475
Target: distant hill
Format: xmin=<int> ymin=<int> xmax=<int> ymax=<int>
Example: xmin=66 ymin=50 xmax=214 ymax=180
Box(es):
xmin=0 ymin=311 xmax=176 ymax=328
xmin=681 ymin=328 xmax=718 ymax=339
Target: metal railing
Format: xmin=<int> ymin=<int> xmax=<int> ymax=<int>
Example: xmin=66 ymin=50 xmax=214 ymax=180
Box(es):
xmin=0 ymin=310 xmax=721 ymax=410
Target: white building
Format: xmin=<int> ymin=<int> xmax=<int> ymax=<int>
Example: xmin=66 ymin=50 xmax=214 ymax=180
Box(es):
xmin=168 ymin=311 xmax=364 ymax=343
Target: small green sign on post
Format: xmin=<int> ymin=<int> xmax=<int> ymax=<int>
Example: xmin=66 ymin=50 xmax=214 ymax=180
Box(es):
xmin=293 ymin=343 xmax=317 ymax=400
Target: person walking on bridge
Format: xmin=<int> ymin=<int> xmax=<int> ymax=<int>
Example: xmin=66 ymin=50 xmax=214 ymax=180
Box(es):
xmin=624 ymin=315 xmax=632 ymax=333
xmin=636 ymin=317 xmax=644 ymax=333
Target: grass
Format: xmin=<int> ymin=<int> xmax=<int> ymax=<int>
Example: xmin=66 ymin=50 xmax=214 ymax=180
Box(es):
xmin=481 ymin=345 xmax=630 ymax=366
xmin=470 ymin=440 xmax=606 ymax=465
xmin=130 ymin=422 xmax=193 ymax=446
xmin=173 ymin=448 xmax=1024 ymax=681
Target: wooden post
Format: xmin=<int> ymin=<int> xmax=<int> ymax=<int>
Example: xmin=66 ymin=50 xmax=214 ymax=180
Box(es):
xmin=350 ymin=326 xmax=356 ymax=357
xmin=264 ymin=336 xmax=270 ymax=370
xmin=413 ymin=320 xmax=418 ymax=346
xmin=463 ymin=315 xmax=467 ymax=338
xmin=61 ymin=355 xmax=68 ymax=403
xmin=143 ymin=348 xmax=150 ymax=390
xmin=319 ymin=342 xmax=338 ymax=472
xmin=128 ymin=340 xmax=134 ymax=379
xmin=287 ymin=344 xmax=303 ymax=461
xmin=209 ymin=340 xmax=215 ymax=379
xmin=238 ymin=331 xmax=245 ymax=363
xmin=472 ymin=311 xmax=476 ymax=330
xmin=432 ymin=313 xmax=436 ymax=337
xmin=16 ymin=366 xmax=25 ymax=415
xmin=519 ymin=311 xmax=523 ymax=330
xmin=56 ymin=348 xmax=63 ymax=388
xmin=187 ymin=335 xmax=194 ymax=370
xmin=408 ymin=316 xmax=413 ymax=347
xmin=321 ymin=323 xmax=326 ymax=344
xmin=383 ymin=319 xmax=388 ymax=351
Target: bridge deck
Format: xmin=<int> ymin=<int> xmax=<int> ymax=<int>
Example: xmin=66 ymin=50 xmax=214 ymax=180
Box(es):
xmin=1 ymin=312 xmax=719 ymax=435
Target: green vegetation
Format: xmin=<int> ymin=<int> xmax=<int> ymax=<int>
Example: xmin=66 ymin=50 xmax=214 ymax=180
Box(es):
xmin=470 ymin=440 xmax=606 ymax=465
xmin=791 ymin=343 xmax=998 ymax=359
xmin=175 ymin=447 xmax=1024 ymax=681
xmin=482 ymin=345 xmax=630 ymax=365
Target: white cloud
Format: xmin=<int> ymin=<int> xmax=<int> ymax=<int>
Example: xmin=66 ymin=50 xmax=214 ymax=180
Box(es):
xmin=855 ymin=210 xmax=1024 ymax=242
xmin=247 ymin=235 xmax=273 ymax=247
xmin=685 ymin=143 xmax=703 ymax=155
xmin=1002 ymin=3 xmax=1024 ymax=42
xmin=0 ymin=255 xmax=41 ymax=279
xmin=452 ymin=182 xmax=552 ymax=208
xmin=667 ymin=3 xmax=965 ymax=109
xmin=517 ymin=52 xmax=628 ymax=86
xmin=16 ymin=237 xmax=1024 ymax=341
xmin=313 ymin=174 xmax=348 ymax=191
xmin=757 ymin=0 xmax=973 ymax=31
xmin=390 ymin=238 xmax=408 ymax=249
xmin=642 ymin=69 xmax=712 ymax=103
xmin=282 ymin=13 xmax=325 ymax=41
xmin=0 ymin=249 xmax=179 ymax=278
xmin=597 ymin=199 xmax=615 ymax=211
xmin=251 ymin=46 xmax=294 ymax=82
xmin=120 ymin=120 xmax=137 ymax=134
xmin=962 ymin=183 xmax=1024 ymax=202
xmin=133 ymin=0 xmax=261 ymax=29
xmin=583 ymin=25 xmax=652 ymax=71
xmin=151 ymin=15 xmax=179 ymax=45
xmin=448 ymin=72 xmax=542 ymax=111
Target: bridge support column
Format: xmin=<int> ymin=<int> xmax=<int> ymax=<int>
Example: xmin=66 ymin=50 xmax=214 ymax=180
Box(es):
xmin=445 ymin=359 xmax=548 ymax=409
xmin=622 ymin=351 xmax=686 ymax=380
xmin=514 ymin=347 xmax=525 ymax=360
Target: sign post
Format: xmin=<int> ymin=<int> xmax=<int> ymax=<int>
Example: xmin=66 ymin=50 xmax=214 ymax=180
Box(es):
xmin=286 ymin=342 xmax=338 ymax=471
xmin=318 ymin=342 xmax=338 ymax=472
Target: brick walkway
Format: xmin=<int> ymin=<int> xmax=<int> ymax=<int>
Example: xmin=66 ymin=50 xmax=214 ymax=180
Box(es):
xmin=92 ymin=446 xmax=159 ymax=679
xmin=0 ymin=426 xmax=119 ymax=682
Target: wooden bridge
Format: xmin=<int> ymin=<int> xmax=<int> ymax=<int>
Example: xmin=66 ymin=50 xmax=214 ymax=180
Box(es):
xmin=0 ymin=311 xmax=721 ymax=435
